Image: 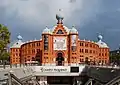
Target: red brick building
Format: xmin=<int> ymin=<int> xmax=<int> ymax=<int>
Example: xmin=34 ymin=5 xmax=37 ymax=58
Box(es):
xmin=10 ymin=10 xmax=109 ymax=66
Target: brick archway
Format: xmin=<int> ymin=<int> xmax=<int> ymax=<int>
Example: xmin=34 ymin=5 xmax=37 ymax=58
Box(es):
xmin=56 ymin=51 xmax=64 ymax=66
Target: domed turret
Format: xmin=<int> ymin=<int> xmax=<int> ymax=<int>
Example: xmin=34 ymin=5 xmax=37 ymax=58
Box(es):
xmin=10 ymin=34 xmax=24 ymax=48
xmin=70 ymin=26 xmax=78 ymax=34
xmin=42 ymin=26 xmax=51 ymax=34
xmin=56 ymin=9 xmax=64 ymax=24
xmin=96 ymin=34 xmax=108 ymax=48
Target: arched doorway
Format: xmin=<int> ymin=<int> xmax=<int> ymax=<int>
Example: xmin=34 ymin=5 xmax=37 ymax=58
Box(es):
xmin=85 ymin=57 xmax=90 ymax=65
xmin=56 ymin=52 xmax=64 ymax=66
xmin=35 ymin=49 xmax=42 ymax=65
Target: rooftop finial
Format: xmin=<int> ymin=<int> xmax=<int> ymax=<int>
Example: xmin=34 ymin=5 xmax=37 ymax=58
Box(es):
xmin=119 ymin=44 xmax=120 ymax=49
xmin=56 ymin=9 xmax=64 ymax=24
xmin=46 ymin=26 xmax=48 ymax=28
xmin=72 ymin=25 xmax=75 ymax=28
xmin=59 ymin=9 xmax=61 ymax=11
xmin=17 ymin=33 xmax=23 ymax=40
xmin=97 ymin=33 xmax=103 ymax=41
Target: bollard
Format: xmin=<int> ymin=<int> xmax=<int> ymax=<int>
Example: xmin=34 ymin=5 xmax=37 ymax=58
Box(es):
xmin=10 ymin=64 xmax=12 ymax=68
xmin=20 ymin=63 xmax=21 ymax=67
xmin=16 ymin=64 xmax=17 ymax=68
xmin=3 ymin=62 xmax=5 ymax=69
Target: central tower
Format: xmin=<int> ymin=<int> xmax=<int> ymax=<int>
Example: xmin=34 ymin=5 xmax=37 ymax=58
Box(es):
xmin=42 ymin=9 xmax=79 ymax=66
xmin=53 ymin=9 xmax=68 ymax=66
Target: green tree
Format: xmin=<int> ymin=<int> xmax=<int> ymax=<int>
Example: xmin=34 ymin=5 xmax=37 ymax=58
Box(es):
xmin=0 ymin=24 xmax=10 ymax=63
xmin=110 ymin=54 xmax=120 ymax=65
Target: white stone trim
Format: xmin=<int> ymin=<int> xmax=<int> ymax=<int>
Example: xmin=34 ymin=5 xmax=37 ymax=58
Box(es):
xmin=64 ymin=63 xmax=68 ymax=66
xmin=42 ymin=63 xmax=56 ymax=66
xmin=50 ymin=63 xmax=56 ymax=66
xmin=65 ymin=58 xmax=67 ymax=61
xmin=70 ymin=63 xmax=79 ymax=66
xmin=44 ymin=63 xmax=50 ymax=66
xmin=53 ymin=58 xmax=56 ymax=62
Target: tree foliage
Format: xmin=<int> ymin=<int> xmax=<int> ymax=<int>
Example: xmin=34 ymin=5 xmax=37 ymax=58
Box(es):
xmin=110 ymin=53 xmax=120 ymax=65
xmin=0 ymin=24 xmax=10 ymax=60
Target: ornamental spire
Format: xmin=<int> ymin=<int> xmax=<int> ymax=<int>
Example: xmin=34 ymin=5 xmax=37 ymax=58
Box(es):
xmin=56 ymin=9 xmax=64 ymax=24
xmin=17 ymin=33 xmax=23 ymax=40
xmin=97 ymin=33 xmax=103 ymax=41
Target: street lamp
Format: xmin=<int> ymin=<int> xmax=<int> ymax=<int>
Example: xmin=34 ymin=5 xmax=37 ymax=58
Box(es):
xmin=117 ymin=51 xmax=120 ymax=65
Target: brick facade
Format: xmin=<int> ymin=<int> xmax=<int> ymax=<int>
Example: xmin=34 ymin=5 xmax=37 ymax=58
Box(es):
xmin=10 ymin=24 xmax=109 ymax=65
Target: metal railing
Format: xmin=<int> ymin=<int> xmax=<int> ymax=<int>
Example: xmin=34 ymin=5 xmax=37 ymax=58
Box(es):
xmin=105 ymin=76 xmax=120 ymax=85
xmin=0 ymin=79 xmax=8 ymax=85
xmin=0 ymin=64 xmax=39 ymax=70
xmin=88 ymin=65 xmax=120 ymax=69
xmin=2 ymin=71 xmax=39 ymax=85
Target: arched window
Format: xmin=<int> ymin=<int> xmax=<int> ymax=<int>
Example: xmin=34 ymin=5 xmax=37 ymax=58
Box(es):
xmin=57 ymin=29 xmax=64 ymax=34
xmin=44 ymin=35 xmax=48 ymax=50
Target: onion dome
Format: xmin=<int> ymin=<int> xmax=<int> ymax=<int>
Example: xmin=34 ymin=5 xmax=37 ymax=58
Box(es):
xmin=17 ymin=34 xmax=23 ymax=40
xmin=56 ymin=9 xmax=64 ymax=24
xmin=10 ymin=34 xmax=24 ymax=48
xmin=70 ymin=26 xmax=78 ymax=34
xmin=42 ymin=26 xmax=51 ymax=34
xmin=98 ymin=34 xmax=103 ymax=41
xmin=96 ymin=34 xmax=108 ymax=48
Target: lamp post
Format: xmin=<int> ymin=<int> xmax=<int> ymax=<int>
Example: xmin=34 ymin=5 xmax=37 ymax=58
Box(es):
xmin=117 ymin=51 xmax=120 ymax=66
xmin=10 ymin=60 xmax=12 ymax=68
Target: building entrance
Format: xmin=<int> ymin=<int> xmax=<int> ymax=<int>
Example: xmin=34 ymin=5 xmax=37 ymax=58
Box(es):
xmin=56 ymin=52 xmax=64 ymax=66
xmin=47 ymin=76 xmax=73 ymax=85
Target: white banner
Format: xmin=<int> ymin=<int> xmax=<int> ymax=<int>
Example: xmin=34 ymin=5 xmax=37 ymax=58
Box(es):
xmin=34 ymin=66 xmax=70 ymax=73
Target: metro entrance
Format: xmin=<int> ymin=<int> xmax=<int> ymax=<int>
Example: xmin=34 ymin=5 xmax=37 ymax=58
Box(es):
xmin=47 ymin=76 xmax=73 ymax=85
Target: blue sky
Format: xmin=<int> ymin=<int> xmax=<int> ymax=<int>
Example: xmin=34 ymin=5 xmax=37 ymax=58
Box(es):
xmin=0 ymin=0 xmax=120 ymax=50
